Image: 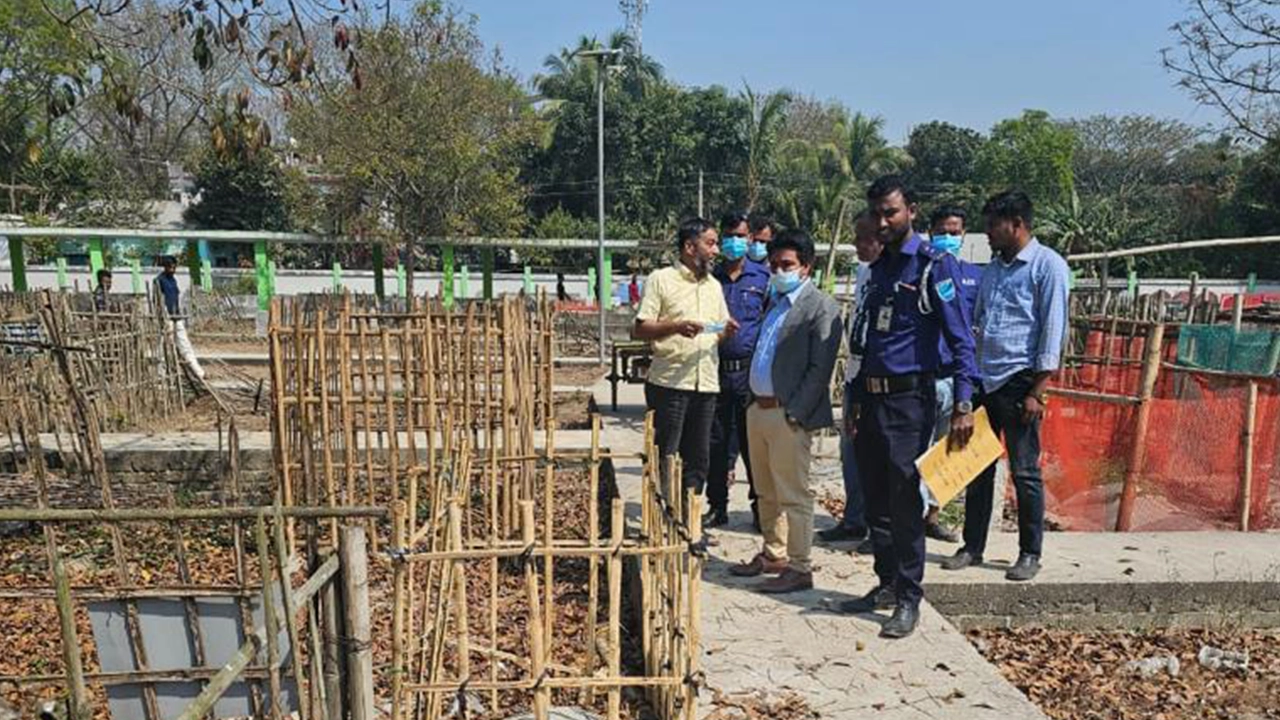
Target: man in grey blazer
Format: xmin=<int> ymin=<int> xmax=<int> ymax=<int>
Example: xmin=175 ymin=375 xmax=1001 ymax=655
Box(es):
xmin=730 ymin=229 xmax=844 ymax=593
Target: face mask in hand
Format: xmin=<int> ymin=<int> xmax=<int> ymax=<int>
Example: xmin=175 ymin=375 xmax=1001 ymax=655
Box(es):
xmin=930 ymin=233 xmax=964 ymax=256
xmin=747 ymin=241 xmax=768 ymax=262
xmin=770 ymin=269 xmax=803 ymax=295
xmin=721 ymin=236 xmax=748 ymax=261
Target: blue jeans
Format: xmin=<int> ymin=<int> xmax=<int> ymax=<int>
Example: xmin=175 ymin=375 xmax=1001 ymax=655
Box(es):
xmin=839 ymin=381 xmax=867 ymax=532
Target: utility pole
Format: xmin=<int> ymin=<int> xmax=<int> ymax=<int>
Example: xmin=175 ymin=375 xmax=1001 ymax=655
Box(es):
xmin=578 ymin=48 xmax=623 ymax=365
xmin=698 ymin=169 xmax=704 ymax=217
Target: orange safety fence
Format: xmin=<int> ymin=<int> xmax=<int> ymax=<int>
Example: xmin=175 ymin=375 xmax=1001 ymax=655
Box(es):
xmin=1041 ymin=327 xmax=1280 ymax=531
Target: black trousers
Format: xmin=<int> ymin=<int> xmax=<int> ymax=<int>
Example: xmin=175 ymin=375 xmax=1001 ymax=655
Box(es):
xmin=961 ymin=370 xmax=1046 ymax=559
xmin=645 ymin=382 xmax=717 ymax=511
xmin=706 ymin=374 xmax=756 ymax=513
xmin=855 ymin=382 xmax=936 ymax=607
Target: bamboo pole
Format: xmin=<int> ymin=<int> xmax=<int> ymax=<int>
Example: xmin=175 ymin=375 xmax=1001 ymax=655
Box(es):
xmin=1116 ymin=322 xmax=1166 ymax=531
xmin=173 ymin=555 xmax=340 ymax=720
xmin=273 ymin=507 xmax=310 ymax=720
xmin=606 ymin=498 xmax=624 ymax=720
xmin=391 ymin=502 xmax=408 ymax=720
xmin=449 ymin=501 xmax=471 ymax=688
xmin=521 ymin=500 xmax=549 ymax=720
xmin=685 ymin=490 xmax=703 ymax=720
xmin=340 ymin=524 xmax=376 ymax=720
xmin=257 ymin=514 xmax=285 ymax=720
xmin=1239 ymin=381 xmax=1259 ymax=531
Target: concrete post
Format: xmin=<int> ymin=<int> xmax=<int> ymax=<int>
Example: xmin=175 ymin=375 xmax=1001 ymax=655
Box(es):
xmin=254 ymin=240 xmax=270 ymax=336
xmin=200 ymin=259 xmax=213 ymax=291
xmin=56 ymin=257 xmax=68 ymax=289
xmin=185 ymin=239 xmax=202 ymax=278
xmin=332 ymin=260 xmax=343 ymax=293
xmin=131 ymin=258 xmax=143 ymax=294
xmin=602 ymin=249 xmax=613 ymax=308
xmin=482 ymin=246 xmax=495 ymax=300
xmin=523 ymin=265 xmax=533 ymax=295
xmin=396 ymin=263 xmax=406 ymax=297
xmin=442 ymin=244 xmax=455 ymax=308
xmin=459 ymin=264 xmax=470 ymax=300
xmin=6 ymin=237 xmax=26 ymax=291
xmin=587 ymin=267 xmax=597 ymax=307
xmin=88 ymin=238 xmax=105 ymax=288
xmin=372 ymin=243 xmax=385 ymax=300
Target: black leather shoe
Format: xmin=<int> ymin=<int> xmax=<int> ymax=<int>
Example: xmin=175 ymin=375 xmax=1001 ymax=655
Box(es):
xmin=816 ymin=524 xmax=868 ymax=543
xmin=925 ymin=521 xmax=959 ymax=543
xmin=838 ymin=585 xmax=896 ymax=614
xmin=702 ymin=508 xmax=729 ymax=528
xmin=854 ymin=537 xmax=875 ymax=555
xmin=940 ymin=548 xmax=982 ymax=571
xmin=1005 ymin=554 xmax=1041 ymax=582
xmin=879 ymin=604 xmax=920 ymax=638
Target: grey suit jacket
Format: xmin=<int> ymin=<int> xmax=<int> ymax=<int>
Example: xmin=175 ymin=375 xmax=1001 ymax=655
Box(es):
xmin=765 ymin=282 xmax=844 ymax=431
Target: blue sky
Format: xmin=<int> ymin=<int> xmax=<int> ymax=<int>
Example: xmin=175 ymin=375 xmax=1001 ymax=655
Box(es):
xmin=455 ymin=0 xmax=1217 ymax=142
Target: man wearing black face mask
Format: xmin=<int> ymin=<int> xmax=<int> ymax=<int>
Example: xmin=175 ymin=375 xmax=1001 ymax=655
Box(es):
xmin=705 ymin=212 xmax=770 ymax=530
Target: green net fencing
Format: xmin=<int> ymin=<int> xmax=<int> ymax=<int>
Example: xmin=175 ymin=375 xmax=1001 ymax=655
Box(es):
xmin=1175 ymin=325 xmax=1280 ymax=375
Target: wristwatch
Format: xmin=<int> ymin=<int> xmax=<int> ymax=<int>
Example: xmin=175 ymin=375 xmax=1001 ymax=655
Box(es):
xmin=955 ymin=400 xmax=974 ymax=415
xmin=1029 ymin=391 xmax=1049 ymax=405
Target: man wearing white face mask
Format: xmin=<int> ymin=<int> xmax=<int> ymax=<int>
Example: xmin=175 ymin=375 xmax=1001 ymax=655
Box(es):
xmin=920 ymin=206 xmax=985 ymax=543
xmin=730 ymin=229 xmax=843 ymax=594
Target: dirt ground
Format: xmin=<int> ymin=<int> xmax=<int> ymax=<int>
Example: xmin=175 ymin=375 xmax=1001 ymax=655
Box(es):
xmin=971 ymin=627 xmax=1280 ymax=720
xmin=554 ymin=362 xmax=606 ymax=388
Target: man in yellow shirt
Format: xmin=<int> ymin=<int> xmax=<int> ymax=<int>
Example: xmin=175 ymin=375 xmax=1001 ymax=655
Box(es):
xmin=635 ymin=217 xmax=739 ymax=512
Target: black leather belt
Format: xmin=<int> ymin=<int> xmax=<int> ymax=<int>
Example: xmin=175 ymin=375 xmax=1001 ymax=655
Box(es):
xmin=863 ymin=373 xmax=933 ymax=395
xmin=721 ymin=357 xmax=751 ymax=373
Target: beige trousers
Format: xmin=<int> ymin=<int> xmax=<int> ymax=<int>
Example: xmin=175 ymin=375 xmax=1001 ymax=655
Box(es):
xmin=746 ymin=404 xmax=816 ymax=573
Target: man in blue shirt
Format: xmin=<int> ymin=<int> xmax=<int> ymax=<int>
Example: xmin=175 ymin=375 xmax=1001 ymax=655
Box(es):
xmin=922 ymin=206 xmax=985 ymax=543
xmin=705 ymin=212 xmax=771 ymax=529
xmin=155 ymin=256 xmax=181 ymax=317
xmin=941 ymin=191 xmax=1070 ymax=582
xmin=841 ymin=176 xmax=978 ymax=639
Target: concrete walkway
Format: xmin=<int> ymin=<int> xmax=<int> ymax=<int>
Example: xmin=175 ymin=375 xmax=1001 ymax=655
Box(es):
xmin=591 ymin=379 xmax=1046 ymax=719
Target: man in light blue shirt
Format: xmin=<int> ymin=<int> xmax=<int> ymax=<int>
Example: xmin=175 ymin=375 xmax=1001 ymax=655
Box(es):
xmin=730 ymin=230 xmax=842 ymax=595
xmin=941 ymin=191 xmax=1070 ymax=582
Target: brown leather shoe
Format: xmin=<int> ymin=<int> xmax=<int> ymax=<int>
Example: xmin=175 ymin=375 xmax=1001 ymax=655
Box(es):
xmin=728 ymin=553 xmax=787 ymax=577
xmin=756 ymin=568 xmax=814 ymax=594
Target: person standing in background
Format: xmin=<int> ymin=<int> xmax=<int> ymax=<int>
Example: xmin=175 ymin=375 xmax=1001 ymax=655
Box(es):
xmin=816 ymin=213 xmax=881 ymax=546
xmin=746 ymin=214 xmax=775 ymax=267
xmin=705 ymin=212 xmax=770 ymax=530
xmin=940 ymin=191 xmax=1070 ymax=582
xmin=93 ymin=269 xmax=113 ymax=312
xmin=154 ymin=256 xmax=205 ymax=380
xmin=918 ymin=205 xmax=985 ymax=543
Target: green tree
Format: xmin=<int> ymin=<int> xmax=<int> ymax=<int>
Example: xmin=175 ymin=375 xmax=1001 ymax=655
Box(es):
xmin=976 ymin=110 xmax=1077 ymax=207
xmin=742 ymin=84 xmax=791 ymax=210
xmin=290 ymin=2 xmax=542 ymax=295
xmin=183 ymin=150 xmax=291 ymax=231
xmin=905 ymin=121 xmax=985 ymax=211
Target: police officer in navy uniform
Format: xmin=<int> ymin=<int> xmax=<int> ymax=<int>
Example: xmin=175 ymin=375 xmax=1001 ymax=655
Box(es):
xmin=705 ymin=212 xmax=771 ymax=529
xmin=840 ymin=176 xmax=978 ymax=639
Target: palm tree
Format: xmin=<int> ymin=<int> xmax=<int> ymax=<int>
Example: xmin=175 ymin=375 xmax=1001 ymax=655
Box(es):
xmin=742 ymin=83 xmax=792 ymax=210
xmin=533 ymin=31 xmax=663 ymax=102
xmin=832 ymin=112 xmax=910 ymax=191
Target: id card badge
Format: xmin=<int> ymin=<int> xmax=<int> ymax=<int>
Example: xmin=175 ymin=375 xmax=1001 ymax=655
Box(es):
xmin=875 ymin=304 xmax=893 ymax=332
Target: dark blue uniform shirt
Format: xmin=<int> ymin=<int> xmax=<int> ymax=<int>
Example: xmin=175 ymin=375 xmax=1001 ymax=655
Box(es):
xmin=714 ymin=258 xmax=770 ymax=362
xmin=937 ymin=258 xmax=983 ymax=374
xmin=155 ymin=273 xmax=180 ymax=316
xmin=859 ymin=234 xmax=978 ymax=403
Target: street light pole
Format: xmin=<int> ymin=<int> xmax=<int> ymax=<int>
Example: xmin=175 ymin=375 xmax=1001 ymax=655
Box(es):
xmin=577 ymin=48 xmax=622 ymax=366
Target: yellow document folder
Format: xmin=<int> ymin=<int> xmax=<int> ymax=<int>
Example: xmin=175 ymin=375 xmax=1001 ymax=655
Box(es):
xmin=915 ymin=407 xmax=1004 ymax=507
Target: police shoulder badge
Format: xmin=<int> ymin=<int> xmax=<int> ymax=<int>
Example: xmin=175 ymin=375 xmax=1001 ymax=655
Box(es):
xmin=936 ymin=278 xmax=957 ymax=303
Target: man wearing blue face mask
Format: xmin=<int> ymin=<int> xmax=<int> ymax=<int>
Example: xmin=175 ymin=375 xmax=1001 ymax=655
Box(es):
xmin=919 ymin=206 xmax=985 ymax=544
xmin=729 ymin=229 xmax=842 ymax=594
xmin=705 ymin=211 xmax=771 ymax=530
xmin=747 ymin=214 xmax=775 ymax=265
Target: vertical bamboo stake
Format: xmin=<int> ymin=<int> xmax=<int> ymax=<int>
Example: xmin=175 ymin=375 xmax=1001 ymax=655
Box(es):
xmin=391 ymin=502 xmax=408 ymax=720
xmin=271 ymin=507 xmax=310 ymax=720
xmin=317 ymin=311 xmax=338 ymax=542
xmin=341 ymin=297 xmax=356 ymax=508
xmin=340 ymin=524 xmax=375 ymax=720
xmin=449 ymin=501 xmax=471 ymax=685
xmin=542 ymin=420 xmax=556 ymax=650
xmin=1239 ymin=381 xmax=1259 ymax=531
xmin=583 ymin=414 xmax=602 ymax=704
xmin=684 ymin=491 xmax=703 ymax=720
xmin=521 ymin=501 xmax=549 ymax=720
xmin=607 ymin=498 xmax=624 ymax=720
xmin=269 ymin=300 xmax=295 ymax=549
xmin=1116 ymin=322 xmax=1165 ymax=531
xmin=257 ymin=514 xmax=285 ymax=720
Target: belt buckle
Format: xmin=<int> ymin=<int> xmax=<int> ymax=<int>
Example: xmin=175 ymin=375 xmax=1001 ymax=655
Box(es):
xmin=868 ymin=377 xmax=886 ymax=394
